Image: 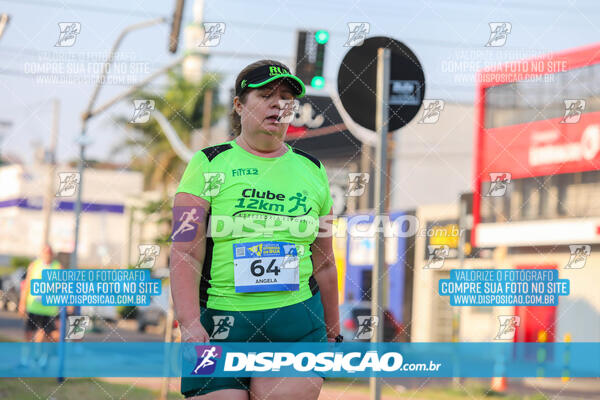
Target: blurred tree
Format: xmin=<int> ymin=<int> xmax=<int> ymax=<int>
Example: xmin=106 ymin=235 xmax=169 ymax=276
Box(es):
xmin=115 ymin=70 xmax=223 ymax=249
xmin=10 ymin=256 xmax=32 ymax=269
xmin=113 ymin=69 xmax=223 ymax=192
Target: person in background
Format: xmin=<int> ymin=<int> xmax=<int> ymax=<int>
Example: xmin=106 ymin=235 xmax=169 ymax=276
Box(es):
xmin=18 ymin=244 xmax=63 ymax=366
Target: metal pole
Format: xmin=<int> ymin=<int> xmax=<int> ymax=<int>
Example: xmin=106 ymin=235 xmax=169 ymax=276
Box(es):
xmin=452 ymin=195 xmax=467 ymax=386
xmin=69 ymin=16 xmax=168 ymax=280
xmin=370 ymin=47 xmax=390 ymax=400
xmin=90 ymin=56 xmax=185 ymax=117
xmin=41 ymin=98 xmax=59 ymax=245
xmin=46 ymin=99 xmax=63 ymax=382
xmin=159 ymin=292 xmax=175 ymax=400
xmin=359 ymin=144 xmax=371 ymax=211
xmin=202 ymin=88 xmax=213 ymax=145
xmin=59 ymin=18 xmax=167 ymax=383
xmin=0 ymin=13 xmax=10 ymax=40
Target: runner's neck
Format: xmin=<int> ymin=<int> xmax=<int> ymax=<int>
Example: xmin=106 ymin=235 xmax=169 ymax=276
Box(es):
xmin=235 ymin=135 xmax=288 ymax=158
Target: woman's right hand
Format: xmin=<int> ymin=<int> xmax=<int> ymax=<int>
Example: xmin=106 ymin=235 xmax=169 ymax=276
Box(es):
xmin=180 ymin=319 xmax=210 ymax=343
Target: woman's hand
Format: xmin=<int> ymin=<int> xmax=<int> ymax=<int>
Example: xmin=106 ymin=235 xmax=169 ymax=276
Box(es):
xmin=180 ymin=319 xmax=211 ymax=364
xmin=180 ymin=319 xmax=211 ymax=343
xmin=18 ymin=305 xmax=26 ymax=318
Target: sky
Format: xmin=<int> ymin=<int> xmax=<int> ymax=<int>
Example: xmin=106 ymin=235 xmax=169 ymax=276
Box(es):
xmin=0 ymin=0 xmax=599 ymax=165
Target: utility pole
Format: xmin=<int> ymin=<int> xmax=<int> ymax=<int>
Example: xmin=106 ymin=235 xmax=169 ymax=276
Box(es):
xmin=41 ymin=99 xmax=59 ymax=245
xmin=370 ymin=47 xmax=390 ymax=400
xmin=0 ymin=13 xmax=9 ymax=40
xmin=182 ymin=0 xmax=207 ymax=84
xmin=202 ymin=88 xmax=213 ymax=145
xmin=57 ymin=17 xmax=167 ymax=384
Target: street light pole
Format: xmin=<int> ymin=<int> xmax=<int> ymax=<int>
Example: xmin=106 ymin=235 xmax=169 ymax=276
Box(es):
xmin=370 ymin=47 xmax=390 ymax=400
xmin=58 ymin=17 xmax=167 ymax=383
xmin=41 ymin=99 xmax=60 ymax=246
xmin=71 ymin=15 xmax=167 ymax=289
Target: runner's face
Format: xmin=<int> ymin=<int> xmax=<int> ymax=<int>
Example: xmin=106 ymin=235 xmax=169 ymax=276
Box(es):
xmin=40 ymin=245 xmax=53 ymax=263
xmin=238 ymin=80 xmax=295 ymax=138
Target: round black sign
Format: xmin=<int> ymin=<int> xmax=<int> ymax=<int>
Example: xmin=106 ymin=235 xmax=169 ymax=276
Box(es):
xmin=337 ymin=36 xmax=425 ymax=132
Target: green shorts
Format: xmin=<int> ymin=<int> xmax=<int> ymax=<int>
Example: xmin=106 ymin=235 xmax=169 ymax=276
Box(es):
xmin=181 ymin=291 xmax=327 ymax=398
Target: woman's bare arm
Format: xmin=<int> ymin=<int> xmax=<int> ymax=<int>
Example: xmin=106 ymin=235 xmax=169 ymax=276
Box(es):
xmin=311 ymin=209 xmax=340 ymax=339
xmin=18 ymin=262 xmax=34 ymax=317
xmin=169 ymin=192 xmax=211 ymax=342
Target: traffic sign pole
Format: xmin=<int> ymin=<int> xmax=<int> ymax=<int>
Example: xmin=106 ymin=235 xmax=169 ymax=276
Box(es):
xmin=336 ymin=36 xmax=424 ymax=400
xmin=370 ymin=47 xmax=390 ymax=400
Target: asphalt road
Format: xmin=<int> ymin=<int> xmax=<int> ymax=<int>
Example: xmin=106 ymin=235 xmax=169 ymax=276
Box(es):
xmin=1 ymin=310 xmax=597 ymax=399
xmin=0 ymin=309 xmax=163 ymax=342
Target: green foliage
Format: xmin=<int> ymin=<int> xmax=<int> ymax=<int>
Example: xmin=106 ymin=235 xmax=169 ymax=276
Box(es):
xmin=113 ymin=70 xmax=224 ymax=191
xmin=117 ymin=305 xmax=137 ymax=320
xmin=10 ymin=256 xmax=32 ymax=268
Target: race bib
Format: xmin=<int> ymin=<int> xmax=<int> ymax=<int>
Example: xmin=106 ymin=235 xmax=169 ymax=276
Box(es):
xmin=233 ymin=241 xmax=299 ymax=293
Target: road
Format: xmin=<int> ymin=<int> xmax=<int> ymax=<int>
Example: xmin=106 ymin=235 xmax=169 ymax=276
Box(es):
xmin=1 ymin=310 xmax=597 ymax=399
xmin=0 ymin=309 xmax=163 ymax=342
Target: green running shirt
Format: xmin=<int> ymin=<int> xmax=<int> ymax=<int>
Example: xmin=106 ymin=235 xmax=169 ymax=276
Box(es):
xmin=175 ymin=139 xmax=333 ymax=311
xmin=26 ymin=259 xmax=61 ymax=316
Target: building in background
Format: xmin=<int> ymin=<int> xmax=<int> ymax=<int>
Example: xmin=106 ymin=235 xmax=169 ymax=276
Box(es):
xmin=410 ymin=203 xmax=497 ymax=342
xmin=471 ymin=42 xmax=600 ymax=342
xmin=0 ymin=163 xmax=143 ymax=267
xmin=343 ymin=211 xmax=415 ymax=333
xmin=391 ymin=102 xmax=474 ymax=211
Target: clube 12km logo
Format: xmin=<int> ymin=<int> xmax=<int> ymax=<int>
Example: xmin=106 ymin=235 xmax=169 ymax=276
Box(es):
xmin=191 ymin=346 xmax=442 ymax=374
xmin=233 ymin=188 xmax=312 ymax=216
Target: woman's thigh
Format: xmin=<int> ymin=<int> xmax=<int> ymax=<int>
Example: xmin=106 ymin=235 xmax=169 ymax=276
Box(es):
xmin=187 ymin=388 xmax=249 ymax=400
xmin=249 ymin=377 xmax=323 ymax=400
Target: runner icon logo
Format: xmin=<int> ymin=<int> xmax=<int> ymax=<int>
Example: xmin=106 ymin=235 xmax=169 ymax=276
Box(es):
xmin=564 ymin=245 xmax=591 ymax=269
xmin=199 ymin=23 xmax=225 ymax=47
xmin=344 ymin=22 xmax=370 ymax=47
xmin=130 ymin=100 xmax=155 ymax=123
xmin=55 ymin=22 xmax=81 ymax=47
xmin=281 ymin=244 xmax=300 ymax=269
xmin=192 ymin=345 xmax=222 ymax=375
xmin=495 ymin=315 xmax=520 ymax=340
xmin=419 ymin=100 xmax=445 ymax=124
xmin=346 ymin=173 xmax=369 ymax=197
xmin=210 ymin=316 xmax=234 ymax=339
xmin=485 ymin=172 xmax=511 ymax=197
xmin=171 ymin=206 xmax=203 ymax=242
xmin=276 ymin=100 xmax=299 ymax=124
xmin=202 ymin=172 xmax=225 ymax=196
xmin=354 ymin=316 xmax=379 ymax=340
xmin=485 ymin=22 xmax=511 ymax=47
xmin=424 ymin=245 xmax=449 ymax=269
xmin=66 ymin=316 xmax=89 ymax=340
xmin=56 ymin=172 xmax=80 ymax=197
xmin=136 ymin=245 xmax=160 ymax=268
xmin=561 ymin=99 xmax=586 ymax=124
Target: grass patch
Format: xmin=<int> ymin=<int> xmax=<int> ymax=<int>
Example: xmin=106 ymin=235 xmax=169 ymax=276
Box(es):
xmin=323 ymin=381 xmax=548 ymax=399
xmin=0 ymin=377 xmax=550 ymax=400
xmin=0 ymin=334 xmax=17 ymax=342
xmin=0 ymin=378 xmax=184 ymax=400
xmin=0 ymin=265 xmax=18 ymax=277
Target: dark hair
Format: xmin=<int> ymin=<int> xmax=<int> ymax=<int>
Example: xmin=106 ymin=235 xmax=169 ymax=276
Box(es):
xmin=230 ymin=59 xmax=292 ymax=137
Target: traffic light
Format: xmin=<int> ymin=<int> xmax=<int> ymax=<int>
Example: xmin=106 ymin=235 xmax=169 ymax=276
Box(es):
xmin=315 ymin=30 xmax=329 ymax=45
xmin=311 ymin=76 xmax=325 ymax=90
xmin=295 ymin=30 xmax=328 ymax=89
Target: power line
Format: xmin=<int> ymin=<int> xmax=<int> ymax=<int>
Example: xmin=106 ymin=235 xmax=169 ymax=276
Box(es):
xmin=6 ymin=0 xmax=596 ymax=45
xmin=1 ymin=0 xmax=166 ymax=18
xmin=0 ymin=67 xmax=477 ymax=93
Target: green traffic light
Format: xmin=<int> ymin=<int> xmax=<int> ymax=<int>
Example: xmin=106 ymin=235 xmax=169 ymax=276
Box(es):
xmin=315 ymin=30 xmax=329 ymax=45
xmin=311 ymin=76 xmax=325 ymax=89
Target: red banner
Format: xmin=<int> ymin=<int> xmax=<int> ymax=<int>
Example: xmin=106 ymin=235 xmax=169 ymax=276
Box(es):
xmin=480 ymin=111 xmax=600 ymax=181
